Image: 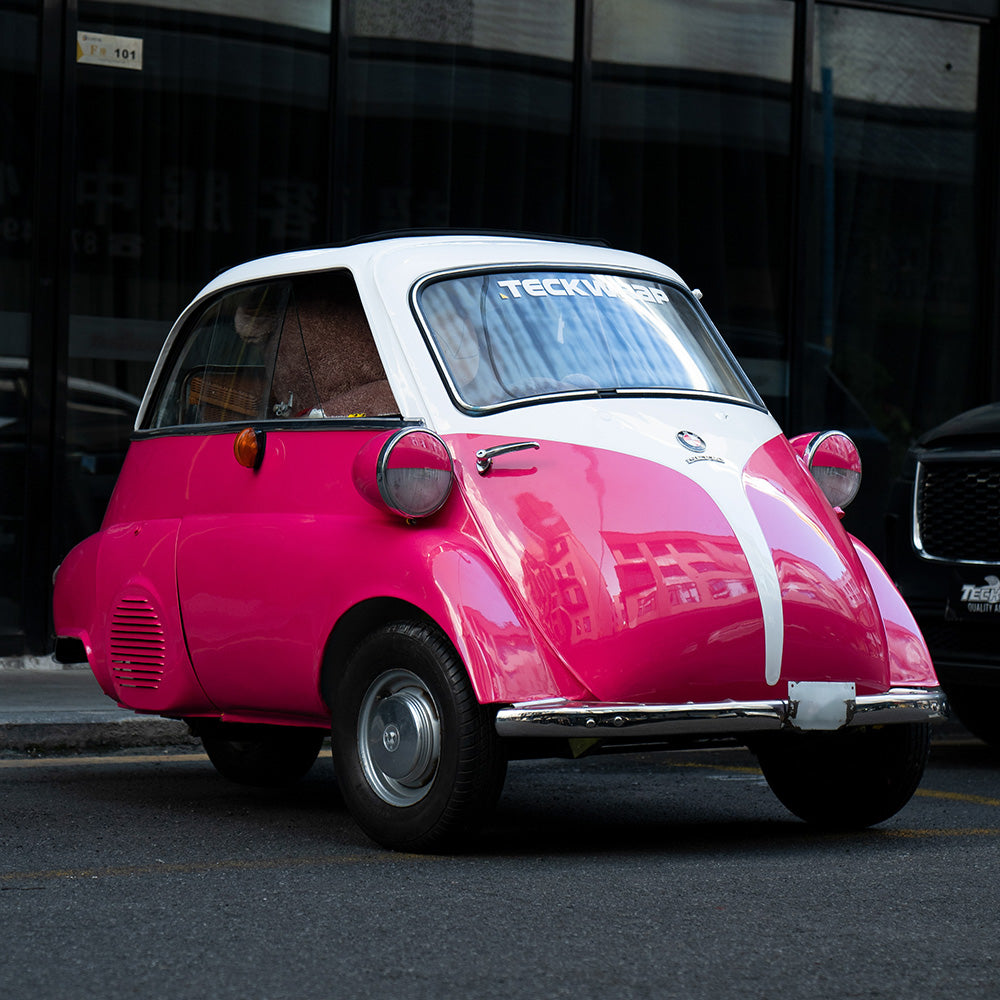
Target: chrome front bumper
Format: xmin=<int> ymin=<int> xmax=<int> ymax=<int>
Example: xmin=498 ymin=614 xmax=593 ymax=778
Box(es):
xmin=494 ymin=687 xmax=947 ymax=740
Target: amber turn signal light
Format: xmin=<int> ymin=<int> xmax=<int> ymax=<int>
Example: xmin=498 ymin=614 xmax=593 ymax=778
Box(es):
xmin=234 ymin=427 xmax=266 ymax=470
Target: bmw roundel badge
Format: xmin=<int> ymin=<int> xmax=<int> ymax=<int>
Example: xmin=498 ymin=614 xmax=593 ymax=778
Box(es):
xmin=677 ymin=430 xmax=707 ymax=453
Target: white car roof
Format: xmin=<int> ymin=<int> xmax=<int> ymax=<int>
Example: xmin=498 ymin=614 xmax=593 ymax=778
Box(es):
xmin=137 ymin=234 xmax=692 ymax=429
xmin=196 ymin=234 xmax=686 ymax=299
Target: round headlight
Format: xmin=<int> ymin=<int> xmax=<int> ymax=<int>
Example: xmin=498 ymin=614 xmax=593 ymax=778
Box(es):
xmin=376 ymin=429 xmax=454 ymax=518
xmin=803 ymin=430 xmax=862 ymax=509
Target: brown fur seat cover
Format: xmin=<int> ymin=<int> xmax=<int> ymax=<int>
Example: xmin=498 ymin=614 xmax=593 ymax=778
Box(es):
xmin=270 ymin=271 xmax=399 ymax=418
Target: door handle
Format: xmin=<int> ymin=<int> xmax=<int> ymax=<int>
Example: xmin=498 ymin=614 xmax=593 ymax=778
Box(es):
xmin=476 ymin=441 xmax=540 ymax=475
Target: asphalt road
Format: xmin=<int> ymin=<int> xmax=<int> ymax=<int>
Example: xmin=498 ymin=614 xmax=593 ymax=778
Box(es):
xmin=2 ymin=738 xmax=999 ymax=1000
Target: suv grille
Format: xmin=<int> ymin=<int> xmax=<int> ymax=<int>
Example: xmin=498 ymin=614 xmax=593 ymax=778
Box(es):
xmin=916 ymin=459 xmax=1000 ymax=562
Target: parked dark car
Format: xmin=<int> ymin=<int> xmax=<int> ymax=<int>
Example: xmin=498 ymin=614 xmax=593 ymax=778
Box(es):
xmin=887 ymin=402 xmax=1000 ymax=747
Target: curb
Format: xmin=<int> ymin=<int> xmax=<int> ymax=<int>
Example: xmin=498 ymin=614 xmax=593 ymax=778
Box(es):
xmin=0 ymin=658 xmax=199 ymax=751
xmin=0 ymin=655 xmax=66 ymax=671
xmin=0 ymin=718 xmax=198 ymax=753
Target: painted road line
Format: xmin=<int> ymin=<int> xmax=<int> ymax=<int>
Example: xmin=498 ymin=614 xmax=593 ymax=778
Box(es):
xmin=0 ymin=753 xmax=209 ymax=769
xmin=915 ymin=788 xmax=1000 ymax=808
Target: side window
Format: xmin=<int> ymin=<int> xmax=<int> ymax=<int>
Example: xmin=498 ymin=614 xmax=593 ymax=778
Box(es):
xmin=149 ymin=282 xmax=289 ymax=428
xmin=271 ymin=271 xmax=399 ymax=419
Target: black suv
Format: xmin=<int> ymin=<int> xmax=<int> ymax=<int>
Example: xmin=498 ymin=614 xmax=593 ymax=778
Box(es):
xmin=887 ymin=403 xmax=1000 ymax=747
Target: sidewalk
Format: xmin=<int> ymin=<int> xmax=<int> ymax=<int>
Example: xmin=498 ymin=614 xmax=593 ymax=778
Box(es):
xmin=0 ymin=662 xmax=194 ymax=752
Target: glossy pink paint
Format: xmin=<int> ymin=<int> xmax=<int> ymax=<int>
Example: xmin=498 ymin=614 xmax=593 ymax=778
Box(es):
xmin=850 ymin=537 xmax=937 ymax=687
xmin=744 ymin=436 xmax=889 ymax=693
xmin=749 ymin=436 xmax=933 ymax=688
xmin=55 ymin=419 xmax=935 ymax=723
xmin=74 ymin=428 xmax=582 ymax=721
xmin=454 ymin=431 xmax=926 ymax=703
xmin=452 ymin=432 xmax=769 ymax=703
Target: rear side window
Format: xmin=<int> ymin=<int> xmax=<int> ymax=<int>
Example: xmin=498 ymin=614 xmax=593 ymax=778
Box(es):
xmin=146 ymin=271 xmax=399 ymax=429
xmin=148 ymin=282 xmax=287 ymax=428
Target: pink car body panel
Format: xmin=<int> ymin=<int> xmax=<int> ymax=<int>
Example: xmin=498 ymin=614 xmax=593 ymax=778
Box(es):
xmin=69 ymin=429 xmax=583 ymax=721
xmin=56 ymin=415 xmax=935 ymax=722
xmin=454 ymin=430 xmax=932 ymax=704
xmin=51 ymin=236 xmax=938 ymax=733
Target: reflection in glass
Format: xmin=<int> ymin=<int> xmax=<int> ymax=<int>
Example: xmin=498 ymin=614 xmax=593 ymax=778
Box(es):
xmin=344 ymin=0 xmax=574 ymax=235
xmin=0 ymin=2 xmax=38 ymax=633
xmin=591 ymin=0 xmax=794 ymax=414
xmin=60 ymin=0 xmax=332 ymax=566
xmin=803 ymin=6 xmax=981 ymax=549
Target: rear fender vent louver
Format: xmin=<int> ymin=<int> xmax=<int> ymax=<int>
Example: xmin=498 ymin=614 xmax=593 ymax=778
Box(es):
xmin=109 ymin=595 xmax=167 ymax=689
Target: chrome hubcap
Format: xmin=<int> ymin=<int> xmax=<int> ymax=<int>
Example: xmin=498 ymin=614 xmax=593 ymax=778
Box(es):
xmin=358 ymin=669 xmax=441 ymax=806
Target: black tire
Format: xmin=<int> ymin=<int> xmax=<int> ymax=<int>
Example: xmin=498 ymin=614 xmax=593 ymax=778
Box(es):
xmin=200 ymin=722 xmax=325 ymax=787
xmin=753 ymin=722 xmax=930 ymax=829
xmin=941 ymin=684 xmax=1000 ymax=748
xmin=330 ymin=620 xmax=507 ymax=852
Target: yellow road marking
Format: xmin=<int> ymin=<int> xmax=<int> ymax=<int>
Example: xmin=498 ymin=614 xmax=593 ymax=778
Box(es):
xmin=914 ymin=788 xmax=1000 ymax=808
xmin=668 ymin=761 xmax=1000 ymax=809
xmin=882 ymin=828 xmax=1000 ymax=839
xmin=666 ymin=760 xmax=762 ymax=775
xmin=0 ymin=753 xmax=208 ymax=769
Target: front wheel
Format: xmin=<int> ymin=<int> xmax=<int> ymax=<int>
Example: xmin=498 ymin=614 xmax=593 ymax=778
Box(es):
xmin=752 ymin=722 xmax=930 ymax=829
xmin=331 ymin=621 xmax=507 ymax=852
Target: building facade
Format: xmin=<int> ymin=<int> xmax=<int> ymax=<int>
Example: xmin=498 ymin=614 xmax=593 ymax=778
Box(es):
xmin=2 ymin=0 xmax=998 ymax=655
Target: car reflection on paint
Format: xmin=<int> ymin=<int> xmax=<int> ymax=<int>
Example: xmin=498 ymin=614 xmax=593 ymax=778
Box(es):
xmin=53 ymin=234 xmax=946 ymax=851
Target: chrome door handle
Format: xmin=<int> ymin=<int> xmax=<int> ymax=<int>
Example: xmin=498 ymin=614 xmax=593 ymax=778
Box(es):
xmin=476 ymin=441 xmax=540 ymax=475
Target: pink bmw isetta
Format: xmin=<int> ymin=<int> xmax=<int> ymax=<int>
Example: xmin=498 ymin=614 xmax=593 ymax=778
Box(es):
xmin=53 ymin=233 xmax=946 ymax=851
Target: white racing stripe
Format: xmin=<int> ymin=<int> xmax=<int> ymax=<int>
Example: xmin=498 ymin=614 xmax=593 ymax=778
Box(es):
xmin=437 ymin=397 xmax=787 ymax=686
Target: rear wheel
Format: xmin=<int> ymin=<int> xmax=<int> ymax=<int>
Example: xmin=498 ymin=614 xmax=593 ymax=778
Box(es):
xmin=753 ymin=722 xmax=930 ymax=829
xmin=200 ymin=722 xmax=325 ymax=787
xmin=330 ymin=621 xmax=507 ymax=852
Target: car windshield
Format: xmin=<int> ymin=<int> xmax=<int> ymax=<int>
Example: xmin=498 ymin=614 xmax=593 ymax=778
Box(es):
xmin=416 ymin=270 xmax=758 ymax=410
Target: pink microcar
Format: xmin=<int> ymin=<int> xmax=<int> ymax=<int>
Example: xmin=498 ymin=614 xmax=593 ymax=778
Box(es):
xmin=53 ymin=233 xmax=946 ymax=850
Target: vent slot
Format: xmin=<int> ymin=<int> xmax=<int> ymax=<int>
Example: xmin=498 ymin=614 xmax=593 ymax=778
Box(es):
xmin=110 ymin=596 xmax=167 ymax=689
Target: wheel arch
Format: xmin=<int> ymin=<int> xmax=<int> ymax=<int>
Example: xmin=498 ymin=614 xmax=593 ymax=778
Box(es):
xmin=320 ymin=597 xmax=438 ymax=710
xmin=319 ymin=576 xmax=585 ymax=713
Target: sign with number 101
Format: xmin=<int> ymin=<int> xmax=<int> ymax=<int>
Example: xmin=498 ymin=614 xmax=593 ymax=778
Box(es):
xmin=76 ymin=32 xmax=144 ymax=72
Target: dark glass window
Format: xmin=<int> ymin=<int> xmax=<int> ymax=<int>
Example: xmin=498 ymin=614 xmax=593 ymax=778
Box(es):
xmin=590 ymin=0 xmax=795 ymax=418
xmin=58 ymin=1 xmax=331 ymax=560
xmin=343 ymin=0 xmax=575 ymax=235
xmin=0 ymin=1 xmax=38 ymax=635
xmin=802 ymin=5 xmax=982 ymax=547
xmin=150 ymin=282 xmax=287 ymax=428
